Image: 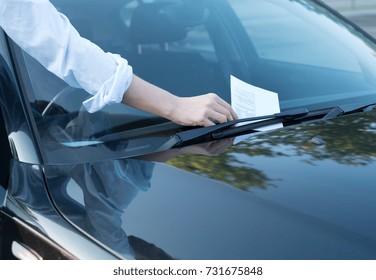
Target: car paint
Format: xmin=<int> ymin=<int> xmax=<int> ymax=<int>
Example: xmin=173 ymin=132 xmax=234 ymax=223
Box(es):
xmin=45 ymin=110 xmax=376 ymax=259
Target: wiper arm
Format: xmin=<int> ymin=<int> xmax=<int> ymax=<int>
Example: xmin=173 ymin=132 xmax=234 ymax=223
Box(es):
xmin=322 ymin=100 xmax=376 ymax=120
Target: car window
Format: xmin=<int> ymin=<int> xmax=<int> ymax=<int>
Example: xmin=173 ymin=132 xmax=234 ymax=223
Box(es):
xmin=12 ymin=0 xmax=376 ymax=165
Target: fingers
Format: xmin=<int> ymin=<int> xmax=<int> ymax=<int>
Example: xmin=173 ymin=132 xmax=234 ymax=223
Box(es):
xmin=203 ymin=118 xmax=217 ymax=127
xmin=172 ymin=93 xmax=237 ymax=127
xmin=208 ymin=110 xmax=228 ymax=124
xmin=205 ymin=93 xmax=238 ymax=126
xmin=215 ymin=95 xmax=238 ymax=121
xmin=204 ymin=138 xmax=234 ymax=155
xmin=212 ymin=102 xmax=236 ymax=122
xmin=181 ymin=137 xmax=234 ymax=156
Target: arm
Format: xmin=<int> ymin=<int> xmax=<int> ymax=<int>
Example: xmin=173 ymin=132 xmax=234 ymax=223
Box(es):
xmin=124 ymin=75 xmax=237 ymax=127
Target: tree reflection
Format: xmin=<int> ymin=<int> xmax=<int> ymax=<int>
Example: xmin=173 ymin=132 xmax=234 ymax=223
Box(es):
xmin=167 ymin=142 xmax=275 ymax=190
xmin=252 ymin=112 xmax=376 ymax=166
xmin=167 ymin=112 xmax=376 ymax=190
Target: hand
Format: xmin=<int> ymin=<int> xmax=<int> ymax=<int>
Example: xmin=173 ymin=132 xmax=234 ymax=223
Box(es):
xmin=180 ymin=138 xmax=234 ymax=156
xmin=138 ymin=138 xmax=234 ymax=162
xmin=170 ymin=93 xmax=238 ymax=127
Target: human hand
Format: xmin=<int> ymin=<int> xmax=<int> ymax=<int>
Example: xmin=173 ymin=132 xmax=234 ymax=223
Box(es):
xmin=138 ymin=137 xmax=234 ymax=162
xmin=180 ymin=137 xmax=234 ymax=156
xmin=170 ymin=93 xmax=238 ymax=127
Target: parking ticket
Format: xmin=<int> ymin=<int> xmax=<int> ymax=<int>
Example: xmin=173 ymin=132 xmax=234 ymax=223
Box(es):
xmin=230 ymin=75 xmax=282 ymax=144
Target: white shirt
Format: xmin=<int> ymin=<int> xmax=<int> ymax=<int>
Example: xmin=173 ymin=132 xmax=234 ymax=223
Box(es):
xmin=0 ymin=0 xmax=133 ymax=113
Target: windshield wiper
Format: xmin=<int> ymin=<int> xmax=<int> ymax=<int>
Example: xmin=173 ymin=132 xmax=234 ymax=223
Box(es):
xmin=165 ymin=101 xmax=376 ymax=148
xmin=163 ymin=107 xmax=310 ymax=148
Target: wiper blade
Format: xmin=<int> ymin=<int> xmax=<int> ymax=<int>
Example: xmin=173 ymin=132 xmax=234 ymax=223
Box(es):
xmin=166 ymin=101 xmax=376 ymax=148
xmin=166 ymin=107 xmax=310 ymax=147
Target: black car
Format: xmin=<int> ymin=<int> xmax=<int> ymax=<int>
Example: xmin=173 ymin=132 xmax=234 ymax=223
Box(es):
xmin=1 ymin=0 xmax=376 ymax=260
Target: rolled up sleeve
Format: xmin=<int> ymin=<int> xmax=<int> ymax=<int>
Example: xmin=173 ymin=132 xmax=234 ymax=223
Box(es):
xmin=0 ymin=0 xmax=133 ymax=112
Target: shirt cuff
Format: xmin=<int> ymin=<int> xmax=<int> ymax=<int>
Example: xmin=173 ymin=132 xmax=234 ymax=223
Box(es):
xmin=82 ymin=53 xmax=133 ymax=113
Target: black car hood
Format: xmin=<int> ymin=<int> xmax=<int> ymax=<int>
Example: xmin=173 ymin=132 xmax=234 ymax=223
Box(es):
xmin=43 ymin=110 xmax=376 ymax=259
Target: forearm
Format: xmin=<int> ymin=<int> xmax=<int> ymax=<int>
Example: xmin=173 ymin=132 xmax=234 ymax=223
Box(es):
xmin=122 ymin=75 xmax=178 ymax=122
xmin=123 ymin=75 xmax=237 ymax=127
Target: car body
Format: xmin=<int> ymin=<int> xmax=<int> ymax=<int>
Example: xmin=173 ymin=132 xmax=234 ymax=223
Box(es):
xmin=1 ymin=0 xmax=376 ymax=260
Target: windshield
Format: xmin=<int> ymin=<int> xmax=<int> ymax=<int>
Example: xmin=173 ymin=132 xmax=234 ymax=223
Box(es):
xmin=16 ymin=0 xmax=376 ymax=164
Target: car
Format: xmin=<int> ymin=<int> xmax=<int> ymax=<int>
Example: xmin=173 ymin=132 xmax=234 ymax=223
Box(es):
xmin=1 ymin=0 xmax=376 ymax=260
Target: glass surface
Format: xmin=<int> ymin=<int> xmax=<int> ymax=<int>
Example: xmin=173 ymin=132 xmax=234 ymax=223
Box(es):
xmin=16 ymin=0 xmax=376 ymax=164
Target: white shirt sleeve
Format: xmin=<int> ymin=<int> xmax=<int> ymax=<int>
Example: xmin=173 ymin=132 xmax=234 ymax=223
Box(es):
xmin=0 ymin=0 xmax=133 ymax=113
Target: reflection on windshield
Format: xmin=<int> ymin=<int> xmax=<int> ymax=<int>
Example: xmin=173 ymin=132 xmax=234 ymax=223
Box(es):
xmin=168 ymin=111 xmax=376 ymax=191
